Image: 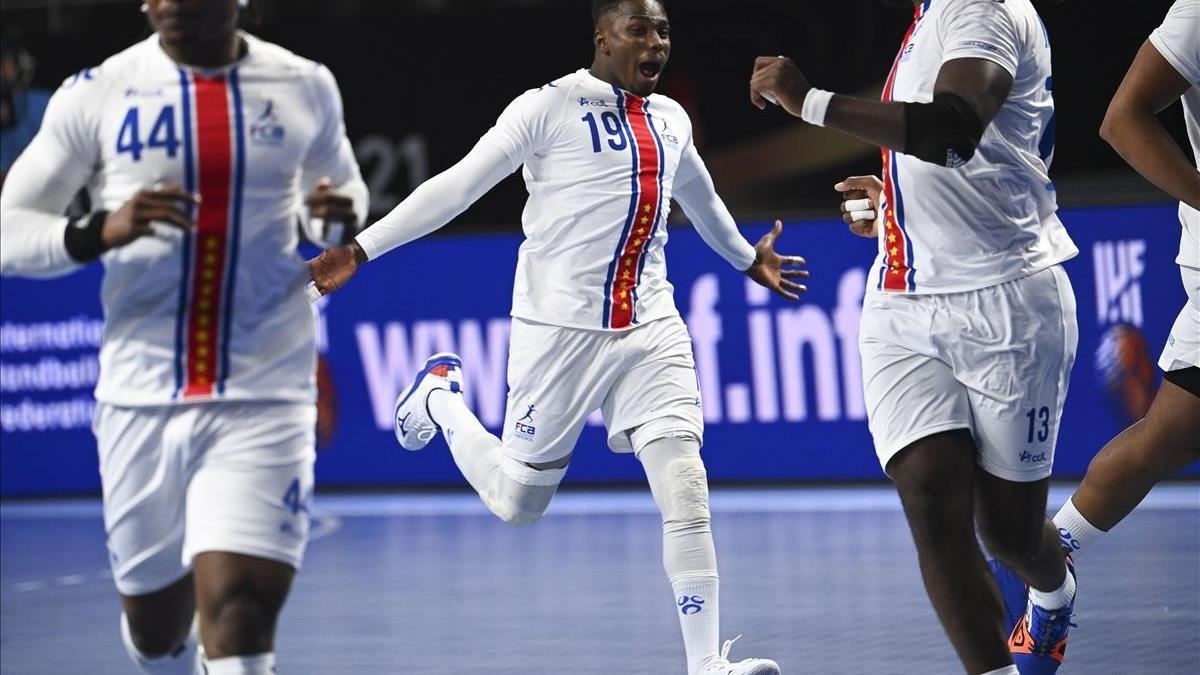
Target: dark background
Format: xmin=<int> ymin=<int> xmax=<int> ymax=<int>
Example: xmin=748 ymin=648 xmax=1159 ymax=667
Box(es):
xmin=0 ymin=0 xmax=1189 ymax=227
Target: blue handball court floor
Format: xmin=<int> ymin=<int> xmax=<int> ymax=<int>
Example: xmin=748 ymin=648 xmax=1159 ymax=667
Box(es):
xmin=2 ymin=484 xmax=1197 ymax=674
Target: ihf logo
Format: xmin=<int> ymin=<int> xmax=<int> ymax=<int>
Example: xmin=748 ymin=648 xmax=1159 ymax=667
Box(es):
xmin=678 ymin=595 xmax=705 ymax=615
xmin=1092 ymin=240 xmax=1155 ymax=422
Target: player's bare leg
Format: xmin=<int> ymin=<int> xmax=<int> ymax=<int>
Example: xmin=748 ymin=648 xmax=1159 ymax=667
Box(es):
xmin=888 ymin=430 xmax=1015 ymax=675
xmin=974 ymin=474 xmax=1066 ymax=594
xmin=193 ymin=552 xmax=295 ymax=674
xmin=120 ymin=573 xmax=201 ymax=674
xmin=1055 ymin=375 xmax=1200 ymax=554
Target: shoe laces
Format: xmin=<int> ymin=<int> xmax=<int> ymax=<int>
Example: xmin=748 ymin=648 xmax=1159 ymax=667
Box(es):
xmin=719 ymin=635 xmax=742 ymax=661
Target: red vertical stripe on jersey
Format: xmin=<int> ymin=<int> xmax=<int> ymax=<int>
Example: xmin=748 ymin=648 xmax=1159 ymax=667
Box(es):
xmin=182 ymin=74 xmax=233 ymax=398
xmin=879 ymin=6 xmax=922 ymax=293
xmin=608 ymin=95 xmax=662 ymax=330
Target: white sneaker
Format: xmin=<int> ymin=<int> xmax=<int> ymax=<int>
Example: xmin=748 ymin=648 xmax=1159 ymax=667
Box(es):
xmin=392 ymin=352 xmax=463 ymax=451
xmin=700 ymin=636 xmax=780 ymax=675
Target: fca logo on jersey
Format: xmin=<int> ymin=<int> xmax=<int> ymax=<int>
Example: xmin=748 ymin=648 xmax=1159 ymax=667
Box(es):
xmin=250 ymin=100 xmax=285 ymax=146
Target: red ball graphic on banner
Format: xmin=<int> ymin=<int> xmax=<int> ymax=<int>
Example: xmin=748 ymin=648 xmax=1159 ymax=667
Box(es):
xmin=1095 ymin=323 xmax=1157 ymax=423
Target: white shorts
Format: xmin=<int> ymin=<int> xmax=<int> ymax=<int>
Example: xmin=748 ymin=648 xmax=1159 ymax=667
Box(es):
xmin=95 ymin=401 xmax=316 ymax=596
xmin=502 ymin=315 xmax=704 ymax=464
xmin=1159 ymin=265 xmax=1200 ymax=372
xmin=859 ymin=265 xmax=1078 ymax=482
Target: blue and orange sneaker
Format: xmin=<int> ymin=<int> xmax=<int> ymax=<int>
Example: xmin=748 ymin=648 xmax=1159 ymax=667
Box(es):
xmin=392 ymin=352 xmax=463 ymax=450
xmin=988 ymin=558 xmax=1028 ymax=637
xmin=1008 ymin=556 xmax=1077 ymax=674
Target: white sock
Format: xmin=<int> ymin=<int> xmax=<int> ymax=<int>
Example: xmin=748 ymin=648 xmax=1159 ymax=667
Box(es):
xmin=427 ymin=389 xmax=503 ymax=494
xmin=1053 ymin=497 xmax=1106 ymax=556
xmin=1029 ymin=568 xmax=1076 ymax=611
xmin=120 ymin=613 xmax=202 ymax=675
xmin=672 ymin=573 xmax=721 ymax=675
xmin=203 ymin=653 xmax=275 ymax=675
xmin=980 ymin=666 xmax=1019 ymax=675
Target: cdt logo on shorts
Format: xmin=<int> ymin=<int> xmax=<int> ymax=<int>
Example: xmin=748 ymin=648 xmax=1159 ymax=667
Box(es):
xmin=514 ymin=404 xmax=536 ymax=441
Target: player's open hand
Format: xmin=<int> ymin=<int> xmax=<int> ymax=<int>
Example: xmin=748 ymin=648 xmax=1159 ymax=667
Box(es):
xmin=835 ymin=176 xmax=884 ymax=238
xmin=750 ymin=56 xmax=810 ymax=114
xmin=102 ymin=183 xmax=198 ymax=249
xmin=746 ymin=220 xmax=808 ymax=301
xmin=304 ymin=177 xmax=358 ymax=246
xmin=307 ymin=241 xmax=367 ymax=300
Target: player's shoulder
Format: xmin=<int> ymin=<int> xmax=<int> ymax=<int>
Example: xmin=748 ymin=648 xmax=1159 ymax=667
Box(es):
xmin=243 ymin=33 xmax=333 ymax=82
xmin=514 ymin=71 xmax=585 ymax=103
xmin=503 ymin=71 xmax=584 ymax=121
xmin=1160 ymin=0 xmax=1200 ymax=35
xmin=936 ymin=0 xmax=1028 ymax=22
xmin=645 ymin=92 xmax=692 ymax=131
xmin=49 ymin=36 xmax=155 ymax=107
xmin=645 ymin=92 xmax=688 ymax=117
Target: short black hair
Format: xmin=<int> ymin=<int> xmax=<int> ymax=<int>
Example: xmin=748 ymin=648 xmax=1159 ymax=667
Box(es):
xmin=592 ymin=0 xmax=664 ymax=27
xmin=591 ymin=0 xmax=626 ymax=27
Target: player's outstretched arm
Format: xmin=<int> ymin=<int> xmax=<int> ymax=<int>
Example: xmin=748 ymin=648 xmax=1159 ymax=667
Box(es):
xmin=749 ymin=55 xmax=1011 ymax=170
xmin=674 ymin=146 xmax=808 ymax=300
xmin=306 ymin=140 xmax=516 ymax=298
xmin=1100 ymin=39 xmax=1200 ymax=211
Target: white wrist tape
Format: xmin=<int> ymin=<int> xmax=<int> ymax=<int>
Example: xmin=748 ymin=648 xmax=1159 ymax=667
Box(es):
xmin=305 ymin=281 xmax=323 ymax=303
xmin=801 ymin=88 xmax=834 ymax=127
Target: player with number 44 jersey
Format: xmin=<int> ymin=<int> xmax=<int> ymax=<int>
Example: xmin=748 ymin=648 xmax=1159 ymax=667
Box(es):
xmin=0 ymin=2 xmax=367 ymax=673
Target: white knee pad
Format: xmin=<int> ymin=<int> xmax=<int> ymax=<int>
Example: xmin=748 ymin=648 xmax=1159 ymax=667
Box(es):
xmin=485 ymin=454 xmax=567 ymax=527
xmin=637 ymin=435 xmax=717 ymax=580
xmin=660 ymin=453 xmax=712 ymax=530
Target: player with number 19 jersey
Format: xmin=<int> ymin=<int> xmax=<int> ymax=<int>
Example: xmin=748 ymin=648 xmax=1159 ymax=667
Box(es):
xmin=358 ymin=68 xmax=752 ymax=332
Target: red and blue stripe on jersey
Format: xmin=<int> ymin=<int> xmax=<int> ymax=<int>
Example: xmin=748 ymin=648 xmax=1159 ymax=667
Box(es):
xmin=172 ymin=68 xmax=246 ymax=398
xmin=878 ymin=1 xmax=929 ymax=292
xmin=603 ymin=88 xmax=666 ymax=330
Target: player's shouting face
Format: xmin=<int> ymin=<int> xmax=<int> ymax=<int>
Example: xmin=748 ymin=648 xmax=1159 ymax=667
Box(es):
xmin=594 ymin=0 xmax=671 ymax=98
xmin=145 ymin=0 xmax=240 ymax=51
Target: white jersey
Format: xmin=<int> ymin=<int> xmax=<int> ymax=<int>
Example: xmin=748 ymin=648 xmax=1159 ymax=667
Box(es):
xmin=0 ymin=33 xmax=366 ymax=406
xmin=1150 ymin=0 xmax=1200 ymax=270
xmin=479 ymin=69 xmax=715 ymax=331
xmin=874 ymin=0 xmax=1078 ymax=294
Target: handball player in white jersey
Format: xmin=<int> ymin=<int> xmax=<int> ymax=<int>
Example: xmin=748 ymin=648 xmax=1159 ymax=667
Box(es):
xmin=309 ymin=1 xmax=803 ymax=672
xmin=749 ymin=1 xmax=1078 ymax=673
xmin=1044 ymin=0 xmax=1200 ymax=626
xmin=0 ymin=1 xmax=367 ymax=673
